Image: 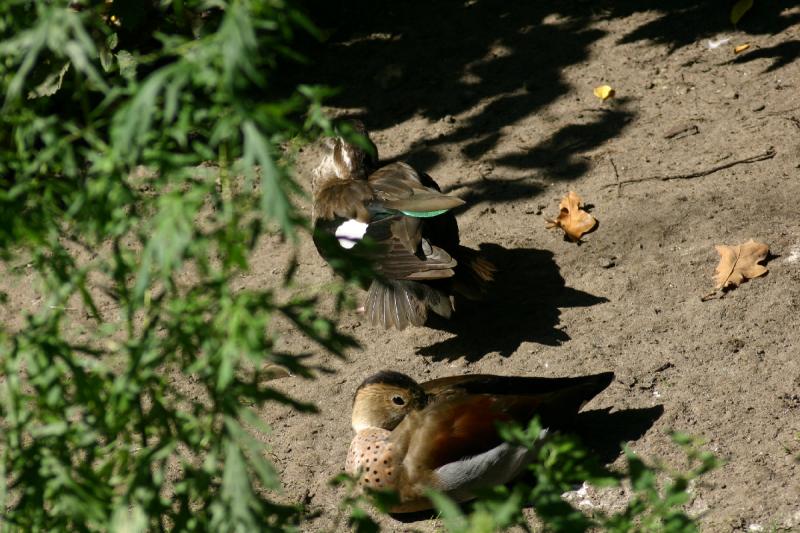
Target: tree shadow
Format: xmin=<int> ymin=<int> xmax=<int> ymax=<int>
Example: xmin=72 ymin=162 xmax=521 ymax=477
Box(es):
xmin=445 ymin=176 xmax=546 ymax=210
xmin=494 ymin=104 xmax=635 ymax=181
xmin=303 ymin=0 xmax=609 ymax=177
xmin=417 ymin=243 xmax=608 ymax=361
xmin=391 ymin=404 xmax=664 ymax=523
xmin=730 ymin=40 xmax=800 ymax=73
xmin=298 ymin=0 xmax=796 ymax=184
xmin=608 ymin=0 xmax=800 ymax=51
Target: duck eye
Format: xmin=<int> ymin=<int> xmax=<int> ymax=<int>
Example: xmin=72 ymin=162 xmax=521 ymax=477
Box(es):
xmin=392 ymin=396 xmax=405 ymax=406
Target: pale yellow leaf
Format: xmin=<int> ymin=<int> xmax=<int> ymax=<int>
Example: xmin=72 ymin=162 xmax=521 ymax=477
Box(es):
xmin=593 ymin=85 xmax=615 ymax=101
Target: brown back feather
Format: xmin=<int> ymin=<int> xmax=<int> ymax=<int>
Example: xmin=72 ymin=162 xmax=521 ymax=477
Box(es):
xmin=370 ymin=163 xmax=465 ymax=212
xmin=314 ymin=179 xmax=373 ymax=222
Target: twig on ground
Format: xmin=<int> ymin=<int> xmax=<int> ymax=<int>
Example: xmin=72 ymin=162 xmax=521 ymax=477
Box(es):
xmin=609 ymin=156 xmax=622 ymax=197
xmin=765 ymin=105 xmax=800 ymax=117
xmin=700 ymin=290 xmax=722 ymax=302
xmin=603 ymin=147 xmax=776 ymax=190
xmin=663 ymin=123 xmax=699 ymax=140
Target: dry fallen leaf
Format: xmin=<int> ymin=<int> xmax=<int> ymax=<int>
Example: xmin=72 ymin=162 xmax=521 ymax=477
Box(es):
xmin=263 ymin=364 xmax=292 ymax=381
xmin=545 ymin=191 xmax=598 ymax=242
xmin=593 ymin=85 xmax=615 ymax=101
xmin=713 ymin=239 xmax=769 ymax=290
xmin=734 ymin=43 xmax=750 ymax=54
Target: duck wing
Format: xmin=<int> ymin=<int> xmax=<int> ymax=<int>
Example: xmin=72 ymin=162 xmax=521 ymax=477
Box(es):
xmin=364 ymin=162 xmax=462 ymax=278
xmin=369 ymin=162 xmax=465 ymax=216
xmin=403 ymin=373 xmax=614 ymax=470
xmin=365 ymin=216 xmax=456 ymax=279
xmin=314 ymin=163 xmax=461 ymax=270
xmin=421 ymin=372 xmax=614 ymax=417
xmin=389 ymin=373 xmax=613 ymax=509
xmin=362 ymin=217 xmax=457 ymax=329
xmin=312 ymin=178 xmax=374 ymax=222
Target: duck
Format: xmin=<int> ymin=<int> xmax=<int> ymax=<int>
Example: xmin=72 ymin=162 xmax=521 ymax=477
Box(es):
xmin=345 ymin=370 xmax=614 ymax=513
xmin=311 ymin=120 xmax=495 ymax=330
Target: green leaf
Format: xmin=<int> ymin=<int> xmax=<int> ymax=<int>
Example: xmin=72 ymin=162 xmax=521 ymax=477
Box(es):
xmin=116 ymin=50 xmax=137 ymax=80
xmin=112 ymin=67 xmax=172 ymax=154
xmin=242 ymin=121 xmax=297 ymax=238
xmin=220 ymin=439 xmax=257 ymax=530
xmin=217 ymin=344 xmax=235 ymax=391
xmin=27 ymin=63 xmax=70 ymax=99
xmin=100 ymin=44 xmax=114 ymax=72
xmin=225 ymin=416 xmax=279 ymax=491
xmin=110 ymin=504 xmax=147 ymax=533
xmin=626 ymin=448 xmax=656 ymax=492
xmin=427 ymin=490 xmax=468 ymax=533
xmin=731 ymin=0 xmax=754 ymax=24
xmin=133 ymin=190 xmax=202 ymax=300
xmin=30 ymin=421 xmax=68 ymax=438
xmin=107 ymin=32 xmax=119 ymax=51
xmin=2 ymin=9 xmax=49 ymax=105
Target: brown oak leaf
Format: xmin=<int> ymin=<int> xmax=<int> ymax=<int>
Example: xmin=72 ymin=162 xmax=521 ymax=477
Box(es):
xmin=713 ymin=239 xmax=769 ymax=290
xmin=545 ymin=191 xmax=598 ymax=242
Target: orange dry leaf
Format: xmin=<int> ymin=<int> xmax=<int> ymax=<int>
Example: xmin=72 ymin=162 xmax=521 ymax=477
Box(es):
xmin=545 ymin=191 xmax=598 ymax=242
xmin=733 ymin=43 xmax=750 ymax=54
xmin=713 ymin=239 xmax=769 ymax=290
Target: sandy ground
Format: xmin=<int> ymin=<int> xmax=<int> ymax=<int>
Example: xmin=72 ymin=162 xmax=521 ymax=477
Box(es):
xmin=262 ymin=2 xmax=800 ymax=531
xmin=2 ymin=2 xmax=799 ymax=532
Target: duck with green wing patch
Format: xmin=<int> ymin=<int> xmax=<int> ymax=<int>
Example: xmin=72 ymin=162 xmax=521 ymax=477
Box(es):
xmin=312 ymin=121 xmax=495 ymax=330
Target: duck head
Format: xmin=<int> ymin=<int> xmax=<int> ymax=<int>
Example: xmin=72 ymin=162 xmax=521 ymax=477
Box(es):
xmin=312 ymin=120 xmax=378 ymax=192
xmin=351 ymin=371 xmax=428 ymax=432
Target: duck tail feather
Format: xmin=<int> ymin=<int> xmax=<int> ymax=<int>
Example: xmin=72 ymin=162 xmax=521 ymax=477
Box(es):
xmin=365 ymin=280 xmax=453 ymax=329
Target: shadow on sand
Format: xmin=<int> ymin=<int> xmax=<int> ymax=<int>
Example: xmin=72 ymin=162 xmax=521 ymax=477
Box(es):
xmin=297 ymin=0 xmax=797 ymax=187
xmin=418 ymin=242 xmax=607 ymax=361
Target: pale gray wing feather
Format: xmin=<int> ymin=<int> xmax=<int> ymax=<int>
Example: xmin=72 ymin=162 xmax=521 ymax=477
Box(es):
xmin=433 ymin=429 xmax=548 ymax=501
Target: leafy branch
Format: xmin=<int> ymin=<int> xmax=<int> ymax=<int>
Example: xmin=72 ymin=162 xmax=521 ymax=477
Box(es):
xmin=0 ymin=1 xmax=363 ymax=530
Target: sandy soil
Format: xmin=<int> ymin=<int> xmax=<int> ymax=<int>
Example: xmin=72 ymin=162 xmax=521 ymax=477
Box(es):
xmin=3 ymin=2 xmax=799 ymax=532
xmin=261 ymin=2 xmax=800 ymax=531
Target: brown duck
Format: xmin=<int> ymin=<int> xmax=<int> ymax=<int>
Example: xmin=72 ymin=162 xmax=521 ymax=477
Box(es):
xmin=312 ymin=121 xmax=494 ymax=330
xmin=346 ymin=370 xmax=614 ymax=513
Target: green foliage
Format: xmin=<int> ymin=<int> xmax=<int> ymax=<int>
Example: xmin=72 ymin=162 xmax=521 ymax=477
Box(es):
xmin=429 ymin=420 xmax=720 ymax=533
xmin=0 ymin=0 xmax=359 ymax=530
xmin=329 ymin=473 xmax=400 ymax=533
xmin=730 ymin=0 xmax=754 ymax=25
xmin=604 ymin=433 xmax=720 ymax=533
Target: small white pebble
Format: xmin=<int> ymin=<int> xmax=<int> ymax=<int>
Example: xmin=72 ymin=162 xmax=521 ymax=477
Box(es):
xmin=561 ymin=482 xmax=593 ymax=508
xmin=707 ymin=37 xmax=731 ymax=49
xmin=784 ymin=245 xmax=800 ymax=264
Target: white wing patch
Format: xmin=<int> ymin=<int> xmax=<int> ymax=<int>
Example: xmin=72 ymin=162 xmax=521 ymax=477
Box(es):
xmin=335 ymin=219 xmax=369 ymax=249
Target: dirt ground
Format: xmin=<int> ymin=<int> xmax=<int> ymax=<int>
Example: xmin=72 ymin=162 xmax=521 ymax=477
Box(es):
xmin=258 ymin=2 xmax=800 ymax=531
xmin=3 ymin=1 xmax=798 ymax=531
